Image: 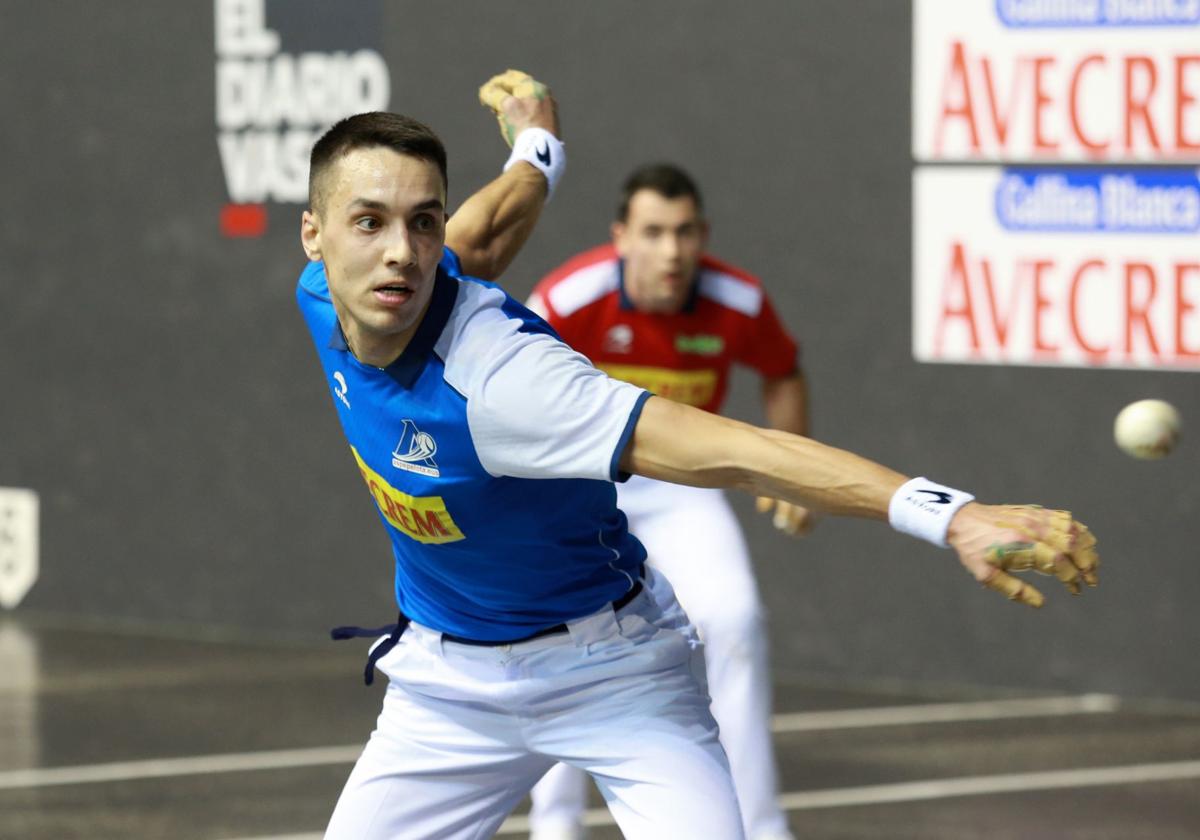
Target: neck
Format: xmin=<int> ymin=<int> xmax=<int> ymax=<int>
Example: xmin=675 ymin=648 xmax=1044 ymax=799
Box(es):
xmin=342 ymin=325 xmax=413 ymax=368
xmin=338 ymin=298 xmax=430 ymax=368
xmin=626 ymin=281 xmax=692 ymax=314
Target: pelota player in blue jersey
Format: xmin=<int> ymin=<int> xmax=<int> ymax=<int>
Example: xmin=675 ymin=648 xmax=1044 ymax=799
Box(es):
xmin=296 ymin=72 xmax=1100 ymax=840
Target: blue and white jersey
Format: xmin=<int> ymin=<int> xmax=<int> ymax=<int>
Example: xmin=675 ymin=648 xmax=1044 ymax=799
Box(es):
xmin=296 ymin=249 xmax=651 ymax=641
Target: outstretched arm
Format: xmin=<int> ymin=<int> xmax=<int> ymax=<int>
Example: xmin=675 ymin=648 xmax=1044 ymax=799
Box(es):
xmin=620 ymin=395 xmax=1099 ymax=608
xmin=446 ymin=70 xmax=562 ymax=281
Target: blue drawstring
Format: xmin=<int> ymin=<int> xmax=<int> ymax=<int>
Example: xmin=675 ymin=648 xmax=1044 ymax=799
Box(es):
xmin=330 ymin=614 xmax=408 ymax=686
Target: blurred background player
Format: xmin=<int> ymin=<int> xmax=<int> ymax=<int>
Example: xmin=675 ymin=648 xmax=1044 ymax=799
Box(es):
xmin=526 ymin=164 xmax=807 ymax=840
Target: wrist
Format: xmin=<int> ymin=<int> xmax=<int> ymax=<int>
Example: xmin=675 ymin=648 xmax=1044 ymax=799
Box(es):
xmin=504 ymin=127 xmax=565 ymax=200
xmin=887 ymin=477 xmax=975 ymax=548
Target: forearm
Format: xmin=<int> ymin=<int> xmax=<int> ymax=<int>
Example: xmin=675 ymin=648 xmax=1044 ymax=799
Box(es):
xmin=621 ymin=396 xmax=1099 ymax=607
xmin=622 ymin=396 xmax=903 ymax=519
xmin=445 ymin=164 xmax=548 ymax=281
xmin=761 ymin=371 xmax=808 ymax=436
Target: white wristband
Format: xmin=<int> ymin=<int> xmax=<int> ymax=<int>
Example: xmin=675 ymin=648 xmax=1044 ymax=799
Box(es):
xmin=888 ymin=477 xmax=975 ymax=548
xmin=504 ymin=127 xmax=565 ymax=200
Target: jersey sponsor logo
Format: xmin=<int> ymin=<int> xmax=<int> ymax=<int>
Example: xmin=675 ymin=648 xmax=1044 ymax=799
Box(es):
xmin=598 ymin=363 xmax=718 ymax=407
xmin=674 ymin=333 xmax=725 ymax=356
xmin=332 ymin=371 xmax=351 ymax=408
xmin=391 ymin=419 xmax=440 ymax=477
xmin=352 ymin=448 xmax=464 ymax=544
xmin=603 ymin=324 xmax=633 ymax=353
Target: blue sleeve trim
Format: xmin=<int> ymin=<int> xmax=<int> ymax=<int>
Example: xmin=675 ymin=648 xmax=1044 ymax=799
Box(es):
xmin=609 ymin=390 xmax=653 ymax=483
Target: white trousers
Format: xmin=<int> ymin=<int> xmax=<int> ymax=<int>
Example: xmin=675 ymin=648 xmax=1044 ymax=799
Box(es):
xmin=323 ymin=567 xmax=745 ymax=840
xmin=530 ymin=478 xmax=789 ymax=840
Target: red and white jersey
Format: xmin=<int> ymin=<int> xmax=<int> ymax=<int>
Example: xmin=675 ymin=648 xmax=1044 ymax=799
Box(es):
xmin=528 ymin=244 xmax=799 ymax=414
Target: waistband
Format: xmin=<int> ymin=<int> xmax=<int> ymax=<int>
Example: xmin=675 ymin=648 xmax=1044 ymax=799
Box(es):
xmin=442 ymin=577 xmax=644 ymax=647
xmin=330 ymin=565 xmax=647 ymax=685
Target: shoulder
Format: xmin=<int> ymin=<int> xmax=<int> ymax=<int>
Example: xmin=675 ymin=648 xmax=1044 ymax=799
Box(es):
xmin=438 ymin=276 xmax=559 ymax=390
xmin=695 ymin=253 xmax=765 ymax=317
xmin=531 ymin=244 xmax=620 ymax=318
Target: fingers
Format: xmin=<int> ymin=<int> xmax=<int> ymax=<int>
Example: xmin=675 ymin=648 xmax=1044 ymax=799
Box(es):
xmin=756 ymin=498 xmax=814 ymax=537
xmin=992 ymin=507 xmax=1100 ymax=595
xmin=953 ymin=502 xmax=1100 ymax=608
xmin=982 ymin=568 xmax=1045 ymax=609
xmin=1070 ymin=524 xmax=1100 ymax=586
xmin=478 ymin=69 xmax=551 ymax=145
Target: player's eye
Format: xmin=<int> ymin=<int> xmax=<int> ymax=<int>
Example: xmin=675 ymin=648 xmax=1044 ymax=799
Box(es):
xmin=355 ymin=216 xmax=380 ymax=231
xmin=412 ymin=213 xmax=439 ymax=233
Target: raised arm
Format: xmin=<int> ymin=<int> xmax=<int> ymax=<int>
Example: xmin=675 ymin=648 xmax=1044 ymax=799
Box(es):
xmin=620 ymin=395 xmax=1099 ymax=608
xmin=445 ymin=70 xmax=563 ymax=281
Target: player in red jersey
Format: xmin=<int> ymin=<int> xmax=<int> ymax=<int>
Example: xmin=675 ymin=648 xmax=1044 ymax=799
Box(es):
xmin=525 ymin=164 xmax=809 ymax=840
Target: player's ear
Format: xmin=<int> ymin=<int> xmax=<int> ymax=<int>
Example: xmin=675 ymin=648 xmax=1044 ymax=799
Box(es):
xmin=301 ymin=210 xmax=323 ymax=261
xmin=611 ymin=220 xmax=629 ymax=257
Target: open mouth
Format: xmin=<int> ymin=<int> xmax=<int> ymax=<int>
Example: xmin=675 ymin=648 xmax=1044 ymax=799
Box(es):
xmin=373 ymin=282 xmax=414 ymax=306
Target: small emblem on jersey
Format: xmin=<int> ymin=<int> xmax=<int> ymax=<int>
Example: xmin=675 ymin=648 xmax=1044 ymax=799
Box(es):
xmin=675 ymin=334 xmax=725 ymax=356
xmin=332 ymin=372 xmax=351 ymax=408
xmin=392 ymin=419 xmax=440 ymax=477
xmin=604 ymin=324 xmax=634 ymax=354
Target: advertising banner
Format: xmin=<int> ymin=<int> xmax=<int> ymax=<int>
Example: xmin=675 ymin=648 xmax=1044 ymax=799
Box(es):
xmin=913 ymin=166 xmax=1200 ymax=369
xmin=913 ymin=0 xmax=1200 ymax=162
xmin=214 ymin=0 xmax=390 ymax=235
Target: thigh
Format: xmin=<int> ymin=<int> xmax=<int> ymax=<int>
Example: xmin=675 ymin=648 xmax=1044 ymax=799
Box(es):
xmin=592 ymin=737 xmax=744 ymax=840
xmin=528 ymin=577 xmax=745 ymax=840
xmin=326 ymin=661 xmax=552 ymax=839
xmin=619 ymin=479 xmax=763 ymax=631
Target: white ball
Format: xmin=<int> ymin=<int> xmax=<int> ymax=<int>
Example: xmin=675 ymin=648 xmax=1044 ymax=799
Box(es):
xmin=1114 ymin=399 xmax=1181 ymax=460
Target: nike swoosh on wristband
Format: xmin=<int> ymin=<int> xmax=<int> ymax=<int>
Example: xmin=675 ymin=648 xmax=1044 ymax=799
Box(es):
xmin=536 ymin=144 xmax=551 ymax=166
xmin=915 ymin=489 xmax=953 ymax=504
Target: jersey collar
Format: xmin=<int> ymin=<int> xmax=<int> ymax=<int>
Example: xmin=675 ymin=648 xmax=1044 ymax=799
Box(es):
xmin=617 ymin=258 xmax=701 ymax=314
xmin=328 ymin=265 xmax=458 ymax=389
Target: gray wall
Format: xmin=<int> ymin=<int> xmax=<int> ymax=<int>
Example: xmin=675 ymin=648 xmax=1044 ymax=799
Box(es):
xmin=3 ymin=1 xmax=1197 ymax=700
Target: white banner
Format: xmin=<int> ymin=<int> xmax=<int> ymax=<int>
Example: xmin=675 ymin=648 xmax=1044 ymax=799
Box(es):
xmin=913 ymin=0 xmax=1200 ymax=162
xmin=913 ymin=166 xmax=1200 ymax=369
xmin=0 ymin=488 xmax=39 ymax=609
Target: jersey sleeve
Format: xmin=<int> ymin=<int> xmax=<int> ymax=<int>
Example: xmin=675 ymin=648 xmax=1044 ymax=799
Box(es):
xmin=461 ymin=324 xmax=650 ymax=482
xmin=734 ymin=292 xmax=801 ymax=378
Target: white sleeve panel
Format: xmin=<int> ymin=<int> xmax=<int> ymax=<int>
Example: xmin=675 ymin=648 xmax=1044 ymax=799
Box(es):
xmin=525 ymin=291 xmax=551 ymax=320
xmin=441 ymin=284 xmax=647 ymax=481
xmin=469 ymin=331 xmax=646 ymax=480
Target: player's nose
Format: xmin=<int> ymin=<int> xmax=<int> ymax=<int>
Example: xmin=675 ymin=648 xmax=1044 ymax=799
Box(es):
xmin=660 ymin=232 xmax=682 ymax=259
xmin=382 ymin=229 xmax=417 ymax=268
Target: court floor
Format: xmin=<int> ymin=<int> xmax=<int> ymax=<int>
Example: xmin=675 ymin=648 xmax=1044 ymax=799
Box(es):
xmin=3 ymin=614 xmax=1199 ymax=839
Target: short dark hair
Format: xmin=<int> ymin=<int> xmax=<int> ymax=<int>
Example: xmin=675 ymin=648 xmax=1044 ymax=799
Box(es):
xmin=308 ymin=112 xmax=448 ymax=214
xmin=616 ymin=163 xmax=704 ymax=221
